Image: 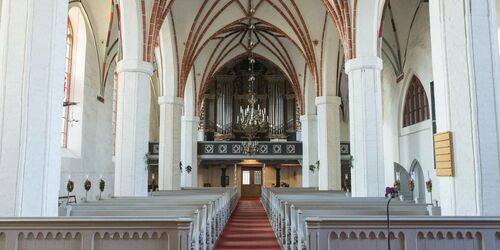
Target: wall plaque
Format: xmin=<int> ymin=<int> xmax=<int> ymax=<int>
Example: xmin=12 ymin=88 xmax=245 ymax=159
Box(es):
xmin=434 ymin=131 xmax=454 ymax=176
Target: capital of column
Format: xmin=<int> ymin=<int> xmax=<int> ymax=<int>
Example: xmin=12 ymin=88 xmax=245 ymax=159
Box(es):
xmin=344 ymin=56 xmax=383 ymax=74
xmin=315 ymin=96 xmax=341 ymax=107
xmin=158 ymin=96 xmax=184 ymax=106
xmin=117 ymin=59 xmax=154 ymax=76
xmin=182 ymin=116 xmax=200 ymax=123
xmin=300 ymin=115 xmax=318 ymax=122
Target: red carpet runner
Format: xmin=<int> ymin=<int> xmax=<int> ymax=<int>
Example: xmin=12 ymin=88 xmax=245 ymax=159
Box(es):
xmin=215 ymin=198 xmax=280 ymax=250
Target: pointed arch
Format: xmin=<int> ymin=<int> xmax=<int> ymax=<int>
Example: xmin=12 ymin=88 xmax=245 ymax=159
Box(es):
xmin=402 ymin=76 xmax=430 ymax=127
xmin=62 ymin=19 xmax=74 ymax=148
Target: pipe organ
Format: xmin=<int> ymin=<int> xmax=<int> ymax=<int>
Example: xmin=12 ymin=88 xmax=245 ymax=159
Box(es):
xmin=201 ymin=60 xmax=298 ymax=141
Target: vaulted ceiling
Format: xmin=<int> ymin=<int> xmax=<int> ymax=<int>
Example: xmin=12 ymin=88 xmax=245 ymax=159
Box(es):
xmin=72 ymin=0 xmax=355 ymax=114
xmin=163 ymin=0 xmax=341 ymax=108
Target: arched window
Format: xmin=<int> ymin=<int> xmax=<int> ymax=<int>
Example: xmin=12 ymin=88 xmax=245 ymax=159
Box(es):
xmin=62 ymin=19 xmax=74 ymax=147
xmin=112 ymin=69 xmax=119 ymax=155
xmin=403 ymin=76 xmax=430 ymax=127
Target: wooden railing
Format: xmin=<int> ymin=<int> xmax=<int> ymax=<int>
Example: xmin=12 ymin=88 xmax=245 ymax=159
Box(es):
xmin=261 ymin=187 xmax=500 ymax=250
xmin=307 ymin=217 xmax=500 ymax=250
xmin=0 ymin=218 xmax=191 ymax=250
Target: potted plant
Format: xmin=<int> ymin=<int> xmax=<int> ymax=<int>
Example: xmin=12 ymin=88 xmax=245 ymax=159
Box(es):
xmin=66 ymin=177 xmax=74 ymax=202
xmin=425 ymin=179 xmax=432 ymax=192
xmin=99 ymin=177 xmax=105 ymax=200
xmin=186 ymin=165 xmax=192 ymax=174
xmin=393 ymin=180 xmax=404 ymax=200
xmin=408 ymin=179 xmax=415 ymax=192
xmin=393 ymin=180 xmax=401 ymax=193
xmin=426 ymin=178 xmax=433 ymax=204
xmin=84 ymin=177 xmax=92 ymax=202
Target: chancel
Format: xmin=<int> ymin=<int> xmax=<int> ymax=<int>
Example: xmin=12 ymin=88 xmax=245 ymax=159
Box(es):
xmin=1 ymin=0 xmax=500 ymax=249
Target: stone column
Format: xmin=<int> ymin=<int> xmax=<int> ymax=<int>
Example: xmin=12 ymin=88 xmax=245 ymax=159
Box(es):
xmin=345 ymin=57 xmax=385 ymax=197
xmin=114 ymin=60 xmax=153 ymax=197
xmin=158 ymin=96 xmax=183 ymax=190
xmin=429 ymin=0 xmax=500 ymax=215
xmin=181 ymin=116 xmax=200 ymax=187
xmin=0 ymin=0 xmax=67 ymax=216
xmin=315 ymin=96 xmax=342 ymax=190
xmin=300 ymin=115 xmax=318 ymax=187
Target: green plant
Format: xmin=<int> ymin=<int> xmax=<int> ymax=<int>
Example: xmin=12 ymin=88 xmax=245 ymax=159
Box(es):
xmin=426 ymin=179 xmax=432 ymax=192
xmin=186 ymin=165 xmax=192 ymax=173
xmin=84 ymin=179 xmax=92 ymax=191
xmin=347 ymin=155 xmax=354 ymax=168
xmin=66 ymin=179 xmax=74 ymax=193
xmin=99 ymin=178 xmax=105 ymax=199
xmin=144 ymin=153 xmax=151 ymax=165
xmin=393 ymin=180 xmax=400 ymax=193
xmin=309 ymin=164 xmax=316 ymax=172
xmin=408 ymin=179 xmax=415 ymax=192
xmin=84 ymin=178 xmax=92 ymax=202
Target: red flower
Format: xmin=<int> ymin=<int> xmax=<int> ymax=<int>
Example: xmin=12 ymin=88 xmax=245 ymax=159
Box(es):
xmin=393 ymin=180 xmax=400 ymax=192
xmin=408 ymin=179 xmax=415 ymax=192
xmin=425 ymin=179 xmax=432 ymax=192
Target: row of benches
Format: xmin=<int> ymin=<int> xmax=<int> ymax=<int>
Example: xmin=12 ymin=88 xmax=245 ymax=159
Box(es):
xmin=60 ymin=187 xmax=237 ymax=250
xmin=261 ymin=187 xmax=433 ymax=249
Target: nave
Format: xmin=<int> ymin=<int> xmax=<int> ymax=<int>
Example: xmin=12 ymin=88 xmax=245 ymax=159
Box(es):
xmin=1 ymin=187 xmax=498 ymax=249
xmin=215 ymin=198 xmax=280 ymax=250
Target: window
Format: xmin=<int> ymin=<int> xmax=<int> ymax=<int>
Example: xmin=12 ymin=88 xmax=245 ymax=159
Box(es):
xmin=254 ymin=170 xmax=261 ymax=185
xmin=112 ymin=70 xmax=118 ymax=155
xmin=403 ymin=76 xmax=430 ymax=127
xmin=242 ymin=171 xmax=250 ymax=185
xmin=62 ymin=19 xmax=74 ymax=147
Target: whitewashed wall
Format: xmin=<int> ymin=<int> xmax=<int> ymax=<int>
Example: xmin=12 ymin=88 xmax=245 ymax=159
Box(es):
xmin=60 ymin=7 xmax=114 ymax=202
xmin=381 ymin=4 xmax=439 ymax=204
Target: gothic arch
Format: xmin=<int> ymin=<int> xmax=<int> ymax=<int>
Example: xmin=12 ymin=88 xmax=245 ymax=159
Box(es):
xmin=401 ymin=75 xmax=430 ymax=128
xmin=409 ymin=159 xmax=426 ymax=203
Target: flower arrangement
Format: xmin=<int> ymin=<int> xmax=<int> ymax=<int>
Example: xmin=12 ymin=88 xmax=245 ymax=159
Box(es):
xmin=425 ymin=179 xmax=432 ymax=192
xmin=393 ymin=180 xmax=401 ymax=193
xmin=99 ymin=177 xmax=105 ymax=200
xmin=408 ymin=179 xmax=415 ymax=192
xmin=84 ymin=177 xmax=91 ymax=202
xmin=66 ymin=178 xmax=74 ymax=193
xmin=385 ymin=187 xmax=396 ymax=198
xmin=84 ymin=179 xmax=92 ymax=191
xmin=66 ymin=177 xmax=74 ymax=203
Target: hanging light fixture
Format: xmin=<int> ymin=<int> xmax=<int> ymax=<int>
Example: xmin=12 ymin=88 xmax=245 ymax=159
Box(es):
xmin=236 ymin=13 xmax=268 ymax=155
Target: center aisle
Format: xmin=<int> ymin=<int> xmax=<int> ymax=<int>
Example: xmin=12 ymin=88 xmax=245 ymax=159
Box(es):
xmin=215 ymin=198 xmax=280 ymax=250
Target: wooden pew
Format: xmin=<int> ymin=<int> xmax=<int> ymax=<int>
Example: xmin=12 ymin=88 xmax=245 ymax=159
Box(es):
xmin=262 ymin=187 xmax=433 ymax=250
xmin=61 ymin=187 xmax=237 ymax=250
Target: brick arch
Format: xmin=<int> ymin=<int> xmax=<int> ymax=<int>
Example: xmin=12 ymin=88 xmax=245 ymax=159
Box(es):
xmin=320 ymin=0 xmax=356 ymax=59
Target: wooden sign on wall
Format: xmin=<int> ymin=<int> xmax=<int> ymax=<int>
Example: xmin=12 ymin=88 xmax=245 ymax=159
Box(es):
xmin=434 ymin=131 xmax=454 ymax=176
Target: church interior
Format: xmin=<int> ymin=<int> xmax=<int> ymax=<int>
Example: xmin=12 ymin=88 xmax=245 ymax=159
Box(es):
xmin=1 ymin=0 xmax=500 ymax=249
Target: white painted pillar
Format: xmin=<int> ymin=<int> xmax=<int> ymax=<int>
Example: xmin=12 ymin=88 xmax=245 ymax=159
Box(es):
xmin=158 ymin=96 xmax=183 ymax=190
xmin=429 ymin=0 xmax=500 ymax=215
xmin=315 ymin=96 xmax=342 ymax=190
xmin=197 ymin=128 xmax=205 ymax=141
xmin=0 ymin=0 xmax=67 ymax=216
xmin=345 ymin=57 xmax=385 ymax=197
xmin=181 ymin=116 xmax=200 ymax=187
xmin=300 ymin=115 xmax=318 ymax=187
xmin=114 ymin=60 xmax=153 ymax=197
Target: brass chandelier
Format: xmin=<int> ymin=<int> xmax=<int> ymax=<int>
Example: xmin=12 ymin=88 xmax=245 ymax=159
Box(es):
xmin=236 ymin=18 xmax=268 ymax=154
